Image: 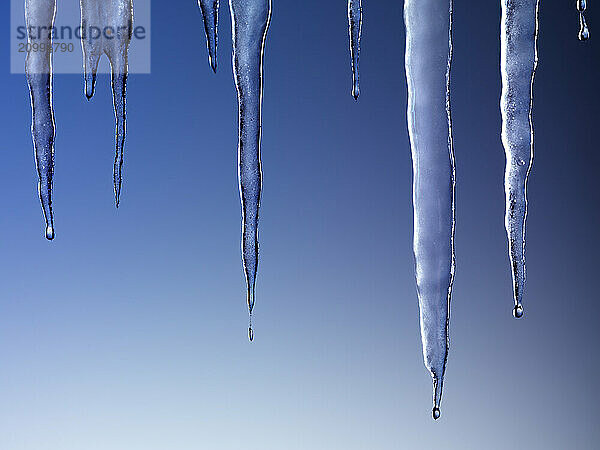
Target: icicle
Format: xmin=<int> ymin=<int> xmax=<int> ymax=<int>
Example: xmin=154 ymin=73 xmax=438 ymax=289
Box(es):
xmin=577 ymin=0 xmax=590 ymax=41
xmin=229 ymin=0 xmax=272 ymax=341
xmin=198 ymin=0 xmax=219 ymax=72
xmin=500 ymin=0 xmax=539 ymax=320
xmin=80 ymin=0 xmax=133 ymax=208
xmin=348 ymin=0 xmax=362 ymax=99
xmin=25 ymin=0 xmax=57 ymax=241
xmin=404 ymin=0 xmax=455 ymax=420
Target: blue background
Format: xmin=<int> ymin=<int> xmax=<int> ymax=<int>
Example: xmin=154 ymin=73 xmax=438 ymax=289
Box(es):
xmin=1 ymin=1 xmax=599 ymax=449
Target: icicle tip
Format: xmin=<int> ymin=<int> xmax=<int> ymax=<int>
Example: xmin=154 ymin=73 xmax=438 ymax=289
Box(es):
xmin=432 ymin=406 xmax=441 ymax=420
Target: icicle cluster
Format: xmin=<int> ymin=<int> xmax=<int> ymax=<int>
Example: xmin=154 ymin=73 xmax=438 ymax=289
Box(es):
xmin=80 ymin=0 xmax=134 ymax=208
xmin=21 ymin=0 xmax=565 ymax=421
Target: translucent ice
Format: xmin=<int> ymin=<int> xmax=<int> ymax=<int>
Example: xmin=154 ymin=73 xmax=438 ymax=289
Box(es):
xmin=577 ymin=0 xmax=590 ymax=41
xmin=198 ymin=0 xmax=220 ymax=72
xmin=229 ymin=0 xmax=272 ymax=341
xmin=25 ymin=0 xmax=57 ymax=240
xmin=348 ymin=0 xmax=362 ymax=99
xmin=500 ymin=0 xmax=539 ymax=319
xmin=404 ymin=0 xmax=455 ymax=420
xmin=80 ymin=0 xmax=134 ymax=207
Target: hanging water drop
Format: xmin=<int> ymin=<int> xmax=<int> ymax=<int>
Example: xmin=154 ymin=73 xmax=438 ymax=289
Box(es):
xmin=248 ymin=326 xmax=254 ymax=342
xmin=198 ymin=0 xmax=220 ymax=72
xmin=348 ymin=0 xmax=362 ymax=99
xmin=25 ymin=0 xmax=57 ymax=241
xmin=513 ymin=303 xmax=524 ymax=318
xmin=404 ymin=0 xmax=455 ymax=419
xmin=432 ymin=406 xmax=441 ymax=420
xmin=500 ymin=0 xmax=539 ymax=318
xmin=229 ymin=0 xmax=272 ymax=337
xmin=80 ymin=0 xmax=134 ymax=208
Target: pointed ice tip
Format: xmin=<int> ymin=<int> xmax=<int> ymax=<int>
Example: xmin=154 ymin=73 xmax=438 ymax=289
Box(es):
xmin=352 ymin=87 xmax=360 ymax=100
xmin=432 ymin=407 xmax=441 ymax=420
xmin=45 ymin=225 xmax=54 ymax=241
xmin=513 ymin=303 xmax=524 ymax=319
xmin=209 ymin=57 xmax=217 ymax=73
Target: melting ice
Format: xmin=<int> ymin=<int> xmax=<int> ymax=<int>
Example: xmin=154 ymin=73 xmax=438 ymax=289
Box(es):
xmin=25 ymin=0 xmax=57 ymax=240
xmin=229 ymin=0 xmax=272 ymax=341
xmin=404 ymin=0 xmax=455 ymax=420
xmin=348 ymin=0 xmax=362 ymax=99
xmin=198 ymin=0 xmax=220 ymax=72
xmin=500 ymin=0 xmax=540 ymax=319
xmin=578 ymin=0 xmax=590 ymax=41
xmin=80 ymin=0 xmax=134 ymax=207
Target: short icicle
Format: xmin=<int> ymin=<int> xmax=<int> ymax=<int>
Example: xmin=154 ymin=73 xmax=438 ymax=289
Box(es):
xmin=348 ymin=0 xmax=362 ymax=99
xmin=577 ymin=0 xmax=590 ymax=41
xmin=198 ymin=0 xmax=220 ymax=72
xmin=404 ymin=0 xmax=455 ymax=420
xmin=229 ymin=0 xmax=272 ymax=341
xmin=25 ymin=0 xmax=57 ymax=240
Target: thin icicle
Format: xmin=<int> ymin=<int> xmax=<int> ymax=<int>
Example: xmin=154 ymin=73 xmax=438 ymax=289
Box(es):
xmin=229 ymin=0 xmax=272 ymax=342
xmin=198 ymin=0 xmax=219 ymax=72
xmin=404 ymin=0 xmax=455 ymax=420
xmin=500 ymin=0 xmax=539 ymax=319
xmin=80 ymin=0 xmax=133 ymax=207
xmin=577 ymin=0 xmax=590 ymax=41
xmin=25 ymin=0 xmax=57 ymax=240
xmin=348 ymin=0 xmax=362 ymax=99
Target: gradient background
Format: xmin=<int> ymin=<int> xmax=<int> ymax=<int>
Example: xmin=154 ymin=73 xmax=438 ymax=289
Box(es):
xmin=1 ymin=1 xmax=599 ymax=449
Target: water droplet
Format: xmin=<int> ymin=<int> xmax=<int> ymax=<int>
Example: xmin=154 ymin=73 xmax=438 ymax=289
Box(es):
xmin=45 ymin=225 xmax=54 ymax=241
xmin=513 ymin=303 xmax=524 ymax=319
xmin=432 ymin=407 xmax=441 ymax=420
xmin=577 ymin=0 xmax=587 ymax=13
xmin=579 ymin=23 xmax=590 ymax=40
xmin=248 ymin=327 xmax=254 ymax=342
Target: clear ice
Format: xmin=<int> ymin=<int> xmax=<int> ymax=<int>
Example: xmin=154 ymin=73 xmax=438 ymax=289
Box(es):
xmin=500 ymin=0 xmax=540 ymax=319
xmin=348 ymin=0 xmax=362 ymax=99
xmin=198 ymin=0 xmax=220 ymax=72
xmin=80 ymin=0 xmax=134 ymax=207
xmin=229 ymin=0 xmax=272 ymax=341
xmin=404 ymin=0 xmax=455 ymax=420
xmin=25 ymin=0 xmax=57 ymax=241
xmin=577 ymin=0 xmax=590 ymax=41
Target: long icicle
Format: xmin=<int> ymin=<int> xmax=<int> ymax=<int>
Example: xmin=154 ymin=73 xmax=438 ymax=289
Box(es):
xmin=230 ymin=0 xmax=272 ymax=342
xmin=26 ymin=0 xmax=57 ymax=240
xmin=80 ymin=0 xmax=133 ymax=208
xmin=404 ymin=0 xmax=455 ymax=420
xmin=500 ymin=0 xmax=539 ymax=320
xmin=348 ymin=0 xmax=362 ymax=99
xmin=198 ymin=0 xmax=220 ymax=72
